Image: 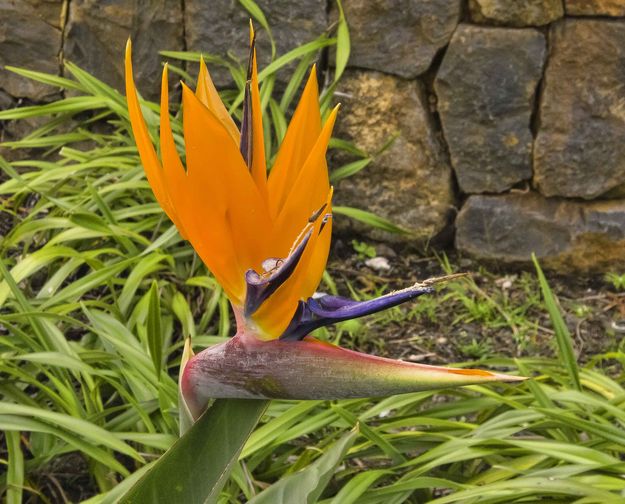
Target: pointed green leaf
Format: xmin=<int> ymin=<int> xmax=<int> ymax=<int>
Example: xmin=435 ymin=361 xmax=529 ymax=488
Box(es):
xmin=147 ymin=281 xmax=163 ymax=379
xmin=334 ymin=0 xmax=350 ymax=81
xmin=5 ymin=430 xmax=24 ymax=504
xmin=178 ymin=337 xmax=195 ymax=436
xmin=333 ymin=206 xmax=410 ymax=235
xmin=532 ymin=254 xmax=581 ymax=391
xmin=248 ymin=427 xmax=359 ymax=504
xmin=119 ymin=399 xmax=268 ymax=504
xmin=329 ymin=469 xmax=390 ymax=504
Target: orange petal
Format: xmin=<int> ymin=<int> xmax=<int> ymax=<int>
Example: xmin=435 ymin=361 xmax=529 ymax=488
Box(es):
xmin=300 ymin=189 xmax=333 ymax=299
xmin=125 ymin=41 xmax=174 ymax=221
xmin=272 ymin=106 xmax=338 ymax=255
xmin=181 ymin=84 xmax=271 ymax=281
xmin=160 ymin=67 xmax=244 ymax=301
xmin=196 ymin=56 xmax=240 ymax=145
xmin=267 ymin=66 xmax=322 ymax=218
xmin=155 ymin=65 xmax=189 ymax=239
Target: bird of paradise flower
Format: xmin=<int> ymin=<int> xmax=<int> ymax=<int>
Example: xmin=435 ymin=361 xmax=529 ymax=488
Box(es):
xmin=125 ymin=25 xmax=524 ymax=423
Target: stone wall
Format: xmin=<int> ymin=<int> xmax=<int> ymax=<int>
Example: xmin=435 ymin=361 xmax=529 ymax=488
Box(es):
xmin=1 ymin=0 xmax=624 ymax=271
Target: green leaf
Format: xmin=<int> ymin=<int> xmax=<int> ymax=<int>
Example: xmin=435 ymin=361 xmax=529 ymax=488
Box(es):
xmin=5 ymin=430 xmax=24 ymax=504
xmin=331 ymin=404 xmax=405 ymax=464
xmin=4 ymin=66 xmax=83 ymax=91
xmin=0 ymin=96 xmax=111 ymax=119
xmin=38 ymin=259 xmax=132 ymax=309
xmin=7 ymin=352 xmax=96 ymax=374
xmin=238 ymin=0 xmax=276 ymax=59
xmin=329 ymin=469 xmax=390 ymax=504
xmin=334 ymin=0 xmax=351 ymax=81
xmin=258 ymin=36 xmax=335 ymax=82
xmin=532 ymin=254 xmax=581 ymax=391
xmin=0 ymin=414 xmax=131 ymax=476
xmin=248 ymin=427 xmax=359 ymax=504
xmin=171 ymin=291 xmax=196 ymax=339
xmin=82 ymin=462 xmax=155 ymax=504
xmin=330 ymin=158 xmax=373 ymax=183
xmin=333 ymin=206 xmax=410 ymax=235
xmin=279 ymin=52 xmax=316 ymax=111
xmin=70 ymin=211 xmax=112 ymax=234
xmin=147 ymin=281 xmax=163 ymax=379
xmin=119 ymin=399 xmax=269 ymax=504
xmin=0 ymin=403 xmax=142 ymax=463
xmin=269 ymin=98 xmax=287 ymax=145
xmin=242 ymin=401 xmax=323 ymax=458
xmin=177 ymin=338 xmax=195 ymax=436
xmin=118 ymin=253 xmax=170 ymax=315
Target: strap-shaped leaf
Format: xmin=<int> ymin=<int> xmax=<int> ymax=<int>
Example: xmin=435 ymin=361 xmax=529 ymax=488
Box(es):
xmin=248 ymin=427 xmax=359 ymax=504
xmin=119 ymin=399 xmax=268 ymax=504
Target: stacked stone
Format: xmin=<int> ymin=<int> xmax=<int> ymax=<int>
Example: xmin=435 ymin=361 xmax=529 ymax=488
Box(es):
xmin=337 ymin=0 xmax=625 ymax=271
xmin=1 ymin=0 xmax=625 ymax=271
xmin=0 ymin=0 xmax=325 ymax=100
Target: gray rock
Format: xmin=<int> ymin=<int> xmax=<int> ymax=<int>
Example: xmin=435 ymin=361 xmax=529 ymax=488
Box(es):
xmin=64 ymin=0 xmax=183 ymax=100
xmin=469 ymin=0 xmax=563 ymax=27
xmin=0 ymin=113 xmax=51 ymax=162
xmin=0 ymin=0 xmax=63 ymax=100
xmin=184 ymin=0 xmax=327 ymax=87
xmin=0 ymin=89 xmax=14 ymax=158
xmin=566 ymin=0 xmax=625 ymax=16
xmin=340 ymin=0 xmax=461 ymax=78
xmin=333 ymin=70 xmax=455 ymax=244
xmin=0 ymin=89 xmax=12 ymax=111
xmin=435 ymin=25 xmax=546 ymax=194
xmin=456 ymin=192 xmax=625 ymax=272
xmin=534 ymin=20 xmax=625 ymax=199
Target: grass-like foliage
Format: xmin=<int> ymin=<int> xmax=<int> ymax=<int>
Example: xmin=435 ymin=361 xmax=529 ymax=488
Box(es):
xmin=1 ymin=5 xmax=625 ymax=503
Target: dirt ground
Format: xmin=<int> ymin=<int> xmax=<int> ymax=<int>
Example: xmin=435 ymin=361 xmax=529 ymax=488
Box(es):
xmin=327 ymin=236 xmax=625 ymax=365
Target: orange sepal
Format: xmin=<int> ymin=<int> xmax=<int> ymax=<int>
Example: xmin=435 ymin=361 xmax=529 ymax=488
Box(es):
xmin=300 ymin=188 xmax=333 ymax=300
xmin=181 ymin=84 xmax=271 ymax=290
xmin=125 ymin=41 xmax=177 ymax=225
xmin=272 ymin=106 xmax=338 ymax=255
xmin=156 ymin=65 xmax=189 ymax=239
xmin=195 ymin=56 xmax=240 ymax=145
xmin=159 ymin=67 xmax=246 ymax=300
xmin=267 ymin=66 xmax=322 ymax=218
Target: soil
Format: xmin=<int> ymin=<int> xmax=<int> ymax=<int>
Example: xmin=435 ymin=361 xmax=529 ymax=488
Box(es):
xmin=326 ymin=237 xmax=625 ymax=365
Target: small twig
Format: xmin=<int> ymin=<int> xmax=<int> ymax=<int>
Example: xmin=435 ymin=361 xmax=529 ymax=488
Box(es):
xmin=418 ymin=272 xmax=471 ymax=287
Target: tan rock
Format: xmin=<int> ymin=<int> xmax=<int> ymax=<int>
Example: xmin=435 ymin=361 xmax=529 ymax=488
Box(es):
xmin=566 ymin=0 xmax=625 ymax=16
xmin=534 ymin=20 xmax=625 ymax=199
xmin=333 ymin=70 xmax=455 ymax=243
xmin=469 ymin=0 xmax=563 ymax=27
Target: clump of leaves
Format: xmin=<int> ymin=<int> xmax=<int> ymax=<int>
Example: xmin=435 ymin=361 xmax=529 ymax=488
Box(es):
xmin=605 ymin=272 xmax=625 ymax=291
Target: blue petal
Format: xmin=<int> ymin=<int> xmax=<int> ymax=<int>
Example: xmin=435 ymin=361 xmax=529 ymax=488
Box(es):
xmin=280 ymin=283 xmax=434 ymax=341
xmin=244 ymin=228 xmax=313 ymax=317
xmin=239 ymin=32 xmax=257 ymax=167
xmin=244 ymin=204 xmax=330 ymax=318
